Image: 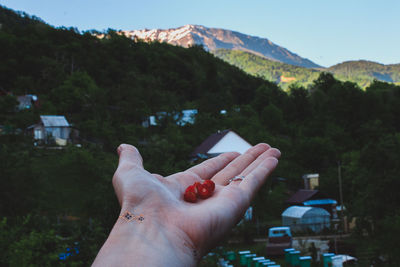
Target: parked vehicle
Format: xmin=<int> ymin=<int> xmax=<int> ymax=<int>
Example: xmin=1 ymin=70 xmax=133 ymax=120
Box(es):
xmin=266 ymin=226 xmax=293 ymax=256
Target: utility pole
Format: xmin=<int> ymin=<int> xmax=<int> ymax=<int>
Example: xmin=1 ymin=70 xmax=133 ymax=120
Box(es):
xmin=338 ymin=161 xmax=345 ymax=233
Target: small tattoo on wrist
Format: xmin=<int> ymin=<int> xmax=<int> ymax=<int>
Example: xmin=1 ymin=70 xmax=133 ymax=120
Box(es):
xmin=119 ymin=211 xmax=145 ymax=223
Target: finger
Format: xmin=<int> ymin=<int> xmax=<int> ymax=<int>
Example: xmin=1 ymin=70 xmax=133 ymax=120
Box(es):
xmin=117 ymin=144 xmax=143 ymax=170
xmin=238 ymin=157 xmax=278 ymax=200
xmin=212 ymin=143 xmax=270 ymax=185
xmin=185 ymin=152 xmax=240 ymax=180
xmin=240 ymin=148 xmax=281 ymax=177
xmin=152 ymin=173 xmax=164 ymax=180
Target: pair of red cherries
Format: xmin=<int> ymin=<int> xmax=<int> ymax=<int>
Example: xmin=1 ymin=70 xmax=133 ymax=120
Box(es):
xmin=184 ymin=180 xmax=215 ymax=203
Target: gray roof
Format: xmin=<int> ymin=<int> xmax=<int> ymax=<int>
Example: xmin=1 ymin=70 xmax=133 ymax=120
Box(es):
xmin=40 ymin=115 xmax=70 ymax=127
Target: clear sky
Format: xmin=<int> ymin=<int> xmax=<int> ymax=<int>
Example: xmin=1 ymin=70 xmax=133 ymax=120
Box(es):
xmin=1 ymin=0 xmax=399 ymax=67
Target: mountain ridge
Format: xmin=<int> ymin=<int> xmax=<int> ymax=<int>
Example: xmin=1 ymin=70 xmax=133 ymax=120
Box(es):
xmin=121 ymin=24 xmax=322 ymax=68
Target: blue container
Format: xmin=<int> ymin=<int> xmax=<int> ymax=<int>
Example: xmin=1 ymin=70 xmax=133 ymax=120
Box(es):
xmin=299 ymin=256 xmax=312 ymax=267
xmin=226 ymin=251 xmax=236 ymax=261
xmin=252 ymin=257 xmax=266 ymax=267
xmin=245 ymin=254 xmax=257 ymax=267
xmin=259 ymin=259 xmax=270 ymax=265
xmin=262 ymin=261 xmax=276 ymax=265
xmin=290 ymin=251 xmax=300 ymax=266
xmin=239 ymin=251 xmax=251 ymax=266
xmin=284 ymin=248 xmax=295 ymax=264
xmin=323 ymin=253 xmax=335 ymax=267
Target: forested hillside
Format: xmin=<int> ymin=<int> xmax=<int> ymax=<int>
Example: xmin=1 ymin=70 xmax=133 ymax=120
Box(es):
xmin=1 ymin=6 xmax=400 ymax=265
xmin=213 ymin=49 xmax=321 ymax=89
xmin=328 ymin=60 xmax=400 ymax=87
xmin=214 ymin=49 xmax=400 ymax=89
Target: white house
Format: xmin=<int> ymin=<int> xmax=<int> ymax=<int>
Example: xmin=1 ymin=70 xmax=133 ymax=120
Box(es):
xmin=191 ymin=129 xmax=252 ymax=159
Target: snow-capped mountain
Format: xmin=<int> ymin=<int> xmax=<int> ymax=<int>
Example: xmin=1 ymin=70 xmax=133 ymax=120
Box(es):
xmin=122 ymin=24 xmax=321 ymax=68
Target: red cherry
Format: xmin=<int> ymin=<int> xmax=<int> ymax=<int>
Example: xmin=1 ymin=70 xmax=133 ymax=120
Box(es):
xmin=193 ymin=182 xmax=201 ymax=194
xmin=203 ymin=180 xmax=215 ymax=192
xmin=184 ymin=185 xmax=197 ymax=203
xmin=197 ymin=184 xmax=212 ymax=199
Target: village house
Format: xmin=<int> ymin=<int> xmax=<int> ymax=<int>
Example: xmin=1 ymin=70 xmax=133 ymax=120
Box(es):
xmin=303 ymin=173 xmax=320 ymax=190
xmin=17 ymin=94 xmax=38 ymax=110
xmin=190 ymin=129 xmax=252 ymax=161
xmin=286 ymin=188 xmax=338 ymax=219
xmin=27 ymin=115 xmax=72 ymax=146
xmin=142 ymin=109 xmax=198 ymax=127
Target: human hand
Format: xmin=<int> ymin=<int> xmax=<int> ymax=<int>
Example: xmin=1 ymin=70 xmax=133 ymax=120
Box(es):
xmin=93 ymin=143 xmax=280 ymax=267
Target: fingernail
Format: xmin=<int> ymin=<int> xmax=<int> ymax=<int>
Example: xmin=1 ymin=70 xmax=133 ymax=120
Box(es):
xmin=117 ymin=144 xmax=130 ymax=155
xmin=271 ymin=148 xmax=281 ymax=158
xmin=264 ymin=157 xmax=279 ymax=169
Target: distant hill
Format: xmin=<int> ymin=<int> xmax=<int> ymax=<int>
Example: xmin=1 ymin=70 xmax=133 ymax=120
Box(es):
xmin=122 ymin=24 xmax=322 ymax=68
xmin=214 ymin=49 xmax=400 ymax=88
xmin=327 ymin=60 xmax=400 ymax=88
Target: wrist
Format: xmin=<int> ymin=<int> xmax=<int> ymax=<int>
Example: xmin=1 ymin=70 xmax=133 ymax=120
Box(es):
xmin=93 ymin=207 xmax=197 ymax=267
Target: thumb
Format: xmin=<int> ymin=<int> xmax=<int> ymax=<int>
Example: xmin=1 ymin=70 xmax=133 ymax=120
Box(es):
xmin=117 ymin=144 xmax=144 ymax=169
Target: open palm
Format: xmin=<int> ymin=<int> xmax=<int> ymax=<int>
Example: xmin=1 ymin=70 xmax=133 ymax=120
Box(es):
xmin=113 ymin=143 xmax=280 ymax=257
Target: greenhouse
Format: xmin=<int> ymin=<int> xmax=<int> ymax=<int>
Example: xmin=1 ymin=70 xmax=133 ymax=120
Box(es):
xmin=282 ymin=206 xmax=331 ymax=233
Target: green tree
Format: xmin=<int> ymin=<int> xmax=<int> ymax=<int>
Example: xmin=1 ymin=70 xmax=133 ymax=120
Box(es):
xmin=50 ymin=71 xmax=102 ymax=117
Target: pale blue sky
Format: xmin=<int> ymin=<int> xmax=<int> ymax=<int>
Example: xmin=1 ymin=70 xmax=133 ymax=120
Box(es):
xmin=1 ymin=0 xmax=399 ymax=67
